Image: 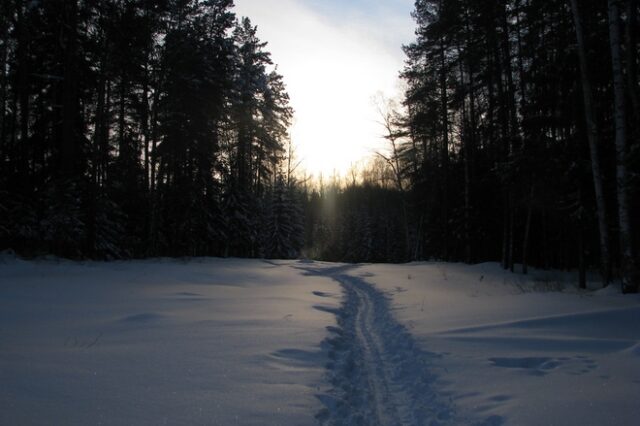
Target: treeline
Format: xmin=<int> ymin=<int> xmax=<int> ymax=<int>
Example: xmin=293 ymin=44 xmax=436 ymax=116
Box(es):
xmin=363 ymin=0 xmax=637 ymax=289
xmin=1 ymin=1 xmax=638 ymax=291
xmin=304 ymin=177 xmax=409 ymax=263
xmin=0 ymin=0 xmax=304 ymax=259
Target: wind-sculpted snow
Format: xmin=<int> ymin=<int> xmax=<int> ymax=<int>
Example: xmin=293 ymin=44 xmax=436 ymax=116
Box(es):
xmin=303 ymin=266 xmax=456 ymax=425
xmin=0 ymin=257 xmax=342 ymax=425
xmin=2 ymin=257 xmax=639 ymax=425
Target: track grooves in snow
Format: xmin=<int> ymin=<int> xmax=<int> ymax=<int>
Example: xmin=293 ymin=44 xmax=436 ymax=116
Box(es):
xmin=352 ymin=282 xmax=407 ymax=424
xmin=315 ymin=269 xmax=455 ymax=425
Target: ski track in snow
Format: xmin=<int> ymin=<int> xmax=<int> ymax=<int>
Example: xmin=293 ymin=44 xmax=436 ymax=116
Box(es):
xmin=307 ymin=266 xmax=456 ymax=425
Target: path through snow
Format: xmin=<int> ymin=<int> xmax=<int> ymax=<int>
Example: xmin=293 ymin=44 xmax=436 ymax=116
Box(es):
xmin=3 ymin=258 xmax=638 ymax=424
xmin=305 ymin=266 xmax=456 ymax=425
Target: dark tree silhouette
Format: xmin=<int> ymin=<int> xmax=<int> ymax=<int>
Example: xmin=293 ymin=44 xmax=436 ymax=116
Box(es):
xmin=0 ymin=0 xmax=301 ymax=260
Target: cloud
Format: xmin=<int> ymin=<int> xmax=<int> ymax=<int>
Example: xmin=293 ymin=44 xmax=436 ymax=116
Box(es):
xmin=233 ymin=0 xmax=415 ymax=176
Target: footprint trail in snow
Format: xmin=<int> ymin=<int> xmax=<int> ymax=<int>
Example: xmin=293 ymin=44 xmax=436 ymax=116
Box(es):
xmin=308 ymin=267 xmax=456 ymax=425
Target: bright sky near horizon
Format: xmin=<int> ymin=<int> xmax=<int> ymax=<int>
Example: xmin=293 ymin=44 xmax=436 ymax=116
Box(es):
xmin=233 ymin=0 xmax=415 ymax=178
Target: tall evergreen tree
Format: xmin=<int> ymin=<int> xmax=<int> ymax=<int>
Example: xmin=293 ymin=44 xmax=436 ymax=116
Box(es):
xmin=0 ymin=0 xmax=299 ymax=260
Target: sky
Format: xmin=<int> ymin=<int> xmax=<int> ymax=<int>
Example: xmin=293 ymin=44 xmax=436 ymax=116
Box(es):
xmin=233 ymin=0 xmax=416 ymax=178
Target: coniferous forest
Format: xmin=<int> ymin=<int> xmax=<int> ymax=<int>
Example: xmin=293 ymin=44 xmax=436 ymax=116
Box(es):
xmin=0 ymin=0 xmax=638 ymax=290
xmin=0 ymin=0 xmax=302 ymax=260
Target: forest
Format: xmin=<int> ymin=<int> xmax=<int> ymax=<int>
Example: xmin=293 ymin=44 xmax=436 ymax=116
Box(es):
xmin=0 ymin=0 xmax=303 ymax=260
xmin=0 ymin=0 xmax=638 ymax=291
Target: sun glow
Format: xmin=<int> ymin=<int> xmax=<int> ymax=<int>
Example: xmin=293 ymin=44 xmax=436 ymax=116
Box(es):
xmin=234 ymin=0 xmax=414 ymax=178
xmin=287 ymin=41 xmax=395 ymax=178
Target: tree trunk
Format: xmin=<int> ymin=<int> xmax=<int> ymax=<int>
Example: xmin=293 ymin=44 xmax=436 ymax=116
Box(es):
xmin=0 ymin=8 xmax=7 ymax=152
xmin=88 ymin=55 xmax=106 ymax=256
xmin=578 ymin=226 xmax=587 ymax=289
xmin=458 ymin=36 xmax=474 ymax=264
xmin=509 ymin=199 xmax=515 ymax=272
xmin=466 ymin=62 xmax=477 ymax=264
xmin=119 ymin=75 xmax=127 ymax=160
xmin=626 ymin=0 xmax=639 ymax=123
xmin=515 ymin=0 xmax=528 ymax=111
xmin=60 ymin=0 xmax=80 ymax=178
xmin=461 ymin=63 xmax=472 ymax=265
xmin=570 ymin=0 xmax=613 ymax=286
xmin=609 ymin=0 xmax=638 ymax=292
xmin=502 ymin=192 xmax=510 ymax=270
xmin=95 ymin=60 xmax=106 ymax=186
xmin=142 ymin=64 xmax=150 ymax=191
xmin=500 ymin=3 xmax=519 ymax=147
xmin=16 ymin=3 xmax=30 ymax=187
xmin=542 ymin=209 xmax=549 ymax=268
xmin=495 ymin=40 xmax=511 ymax=270
xmin=151 ymin=82 xmax=160 ymax=192
xmin=578 ymin=186 xmax=587 ymax=289
xmin=439 ymin=37 xmax=449 ymax=261
xmin=101 ymin=81 xmax=111 ymax=185
xmin=522 ymin=184 xmax=534 ymax=275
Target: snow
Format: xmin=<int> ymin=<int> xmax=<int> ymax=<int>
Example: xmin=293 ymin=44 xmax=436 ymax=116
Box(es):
xmin=1 ymin=256 xmax=639 ymax=425
xmin=357 ymin=262 xmax=640 ymax=425
xmin=0 ymin=257 xmax=341 ymax=425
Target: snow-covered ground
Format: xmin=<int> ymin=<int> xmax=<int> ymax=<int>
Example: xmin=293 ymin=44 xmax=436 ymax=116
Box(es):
xmin=1 ymin=256 xmax=639 ymax=425
xmin=357 ymin=262 xmax=640 ymax=425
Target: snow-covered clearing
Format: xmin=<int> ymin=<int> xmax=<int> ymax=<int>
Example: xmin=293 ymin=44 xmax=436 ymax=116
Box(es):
xmin=0 ymin=257 xmax=340 ymax=425
xmin=1 ymin=256 xmax=639 ymax=425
